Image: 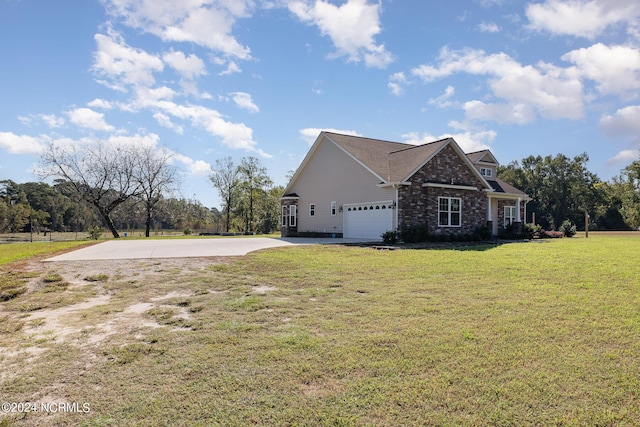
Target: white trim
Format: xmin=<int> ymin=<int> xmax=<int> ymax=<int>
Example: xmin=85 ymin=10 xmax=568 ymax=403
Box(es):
xmin=422 ymin=182 xmax=478 ymax=191
xmin=487 ymin=192 xmax=527 ymax=200
xmin=504 ymin=205 xmax=516 ymax=227
xmin=377 ymin=182 xmax=411 ymax=188
xmin=289 ymin=205 xmax=297 ymax=227
xmin=281 ymin=206 xmax=287 ymax=226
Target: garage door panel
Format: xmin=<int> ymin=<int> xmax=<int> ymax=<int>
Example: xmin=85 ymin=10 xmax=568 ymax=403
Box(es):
xmin=344 ymin=202 xmax=393 ymax=239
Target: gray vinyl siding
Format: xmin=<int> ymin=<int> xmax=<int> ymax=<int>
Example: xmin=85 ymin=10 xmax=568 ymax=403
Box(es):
xmin=288 ymin=138 xmax=395 ymax=234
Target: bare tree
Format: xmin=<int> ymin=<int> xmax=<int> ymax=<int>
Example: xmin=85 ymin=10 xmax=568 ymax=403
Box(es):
xmin=134 ymin=145 xmax=180 ymax=237
xmin=210 ymin=157 xmax=240 ymax=232
xmin=39 ymin=142 xmax=143 ymax=238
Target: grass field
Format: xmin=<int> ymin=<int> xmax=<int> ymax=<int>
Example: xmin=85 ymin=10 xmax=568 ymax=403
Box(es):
xmin=1 ymin=234 xmax=639 ymax=426
xmin=0 ymin=241 xmax=96 ymax=266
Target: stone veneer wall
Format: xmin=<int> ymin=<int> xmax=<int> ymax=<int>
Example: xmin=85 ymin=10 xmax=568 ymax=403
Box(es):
xmin=280 ymin=198 xmax=298 ymax=237
xmin=398 ymin=144 xmax=488 ymax=235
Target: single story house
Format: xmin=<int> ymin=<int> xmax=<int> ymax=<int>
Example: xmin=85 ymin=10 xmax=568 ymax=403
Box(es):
xmin=281 ymin=131 xmax=530 ymax=240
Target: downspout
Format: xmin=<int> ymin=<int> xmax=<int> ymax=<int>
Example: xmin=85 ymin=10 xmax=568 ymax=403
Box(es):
xmin=395 ymin=186 xmax=399 ymax=230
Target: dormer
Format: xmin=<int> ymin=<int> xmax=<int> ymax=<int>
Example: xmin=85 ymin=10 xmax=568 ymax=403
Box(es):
xmin=466 ymin=150 xmax=499 ymax=180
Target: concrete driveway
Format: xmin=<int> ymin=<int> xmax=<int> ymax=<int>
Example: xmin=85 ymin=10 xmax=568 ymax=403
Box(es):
xmin=44 ymin=237 xmax=373 ymax=261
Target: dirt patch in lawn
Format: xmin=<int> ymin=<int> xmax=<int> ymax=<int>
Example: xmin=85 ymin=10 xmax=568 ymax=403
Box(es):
xmin=0 ymin=257 xmax=230 ymax=382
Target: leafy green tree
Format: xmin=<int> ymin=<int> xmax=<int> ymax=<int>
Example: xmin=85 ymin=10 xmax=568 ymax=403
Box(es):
xmin=0 ymin=180 xmax=30 ymax=233
xmin=600 ymin=160 xmax=640 ymax=229
xmin=210 ymin=157 xmax=241 ymax=232
xmin=498 ymin=153 xmax=603 ymax=230
xmin=238 ymin=156 xmax=273 ymax=233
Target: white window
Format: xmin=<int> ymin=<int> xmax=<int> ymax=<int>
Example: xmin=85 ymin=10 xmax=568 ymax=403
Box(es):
xmin=438 ymin=197 xmax=461 ymax=227
xmin=282 ymin=206 xmax=287 ymax=226
xmin=309 ymin=204 xmax=315 ymax=217
xmin=289 ymin=205 xmax=297 ymax=227
xmin=331 ymin=201 xmax=337 ymax=216
xmin=480 ymin=167 xmax=492 ymax=177
xmin=504 ymin=206 xmax=516 ymax=226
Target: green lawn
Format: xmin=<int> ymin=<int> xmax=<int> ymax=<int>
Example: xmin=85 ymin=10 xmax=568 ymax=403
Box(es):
xmin=1 ymin=235 xmax=639 ymax=426
xmin=0 ymin=241 xmax=95 ymax=266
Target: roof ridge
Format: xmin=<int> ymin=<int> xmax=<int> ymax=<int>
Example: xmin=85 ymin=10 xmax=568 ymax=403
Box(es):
xmin=323 ymin=131 xmax=412 ymax=149
xmin=388 ymin=137 xmax=451 ymax=155
xmin=466 ymin=149 xmax=491 ymax=155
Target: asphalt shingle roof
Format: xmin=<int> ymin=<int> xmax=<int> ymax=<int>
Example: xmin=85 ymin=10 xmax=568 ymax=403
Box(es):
xmin=323 ymin=132 xmax=450 ymax=183
xmin=322 ymin=132 xmax=528 ymax=197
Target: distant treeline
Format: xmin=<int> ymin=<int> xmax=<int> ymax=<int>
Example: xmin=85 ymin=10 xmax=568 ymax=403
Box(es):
xmin=498 ymin=153 xmax=640 ymax=231
xmin=0 ymin=179 xmax=225 ymax=234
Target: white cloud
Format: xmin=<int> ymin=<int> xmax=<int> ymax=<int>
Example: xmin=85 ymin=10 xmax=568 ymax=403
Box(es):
xmin=388 ymin=72 xmax=408 ymax=96
xmin=132 ymin=99 xmax=269 ymax=157
xmin=463 ymin=100 xmax=536 ymax=124
xmin=526 ymin=0 xmax=640 ymax=39
xmin=230 ymin=92 xmax=259 ymax=113
xmin=601 ymin=105 xmax=640 ymax=165
xmin=562 ymin=43 xmax=640 ymax=99
xmin=87 ymin=98 xmax=114 ymax=110
xmin=92 ymin=27 xmax=164 ymax=89
xmin=102 ymin=0 xmax=253 ymax=59
xmin=607 ymin=149 xmax=640 ymax=165
xmin=289 ymin=0 xmax=394 ymax=68
xmin=39 ymin=114 xmax=65 ymax=128
xmin=162 ymin=50 xmax=207 ymax=80
xmin=153 ymin=112 xmax=184 ymax=134
xmin=478 ymin=22 xmax=500 ymax=33
xmin=600 ymin=105 xmax=640 ymax=141
xmin=411 ymin=47 xmax=584 ymax=123
xmin=0 ymin=132 xmax=45 ymax=154
xmin=428 ymin=85 xmax=456 ymax=108
xmin=67 ymin=107 xmax=116 ymax=132
xmin=218 ymin=60 xmax=242 ymax=76
xmin=172 ymin=152 xmax=214 ymax=176
xmin=132 ymin=86 xmax=178 ymax=109
xmin=299 ymin=127 xmax=361 ymax=145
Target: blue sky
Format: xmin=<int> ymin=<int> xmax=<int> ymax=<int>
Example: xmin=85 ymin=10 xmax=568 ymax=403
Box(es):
xmin=1 ymin=0 xmax=639 ymax=209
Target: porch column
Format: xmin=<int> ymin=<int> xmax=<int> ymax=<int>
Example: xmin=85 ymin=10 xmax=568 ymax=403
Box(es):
xmin=487 ymin=196 xmax=492 ymax=221
xmin=516 ymin=198 xmax=521 ymax=222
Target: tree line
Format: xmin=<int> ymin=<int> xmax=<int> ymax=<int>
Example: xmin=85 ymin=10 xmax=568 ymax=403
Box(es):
xmin=0 ymin=178 xmax=223 ymax=236
xmin=0 ymin=142 xmax=284 ymax=237
xmin=1 ymin=143 xmax=638 ymax=237
xmin=498 ymin=153 xmax=640 ymax=231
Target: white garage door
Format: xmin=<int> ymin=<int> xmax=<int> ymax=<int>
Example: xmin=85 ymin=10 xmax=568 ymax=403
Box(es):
xmin=343 ymin=201 xmax=393 ymax=239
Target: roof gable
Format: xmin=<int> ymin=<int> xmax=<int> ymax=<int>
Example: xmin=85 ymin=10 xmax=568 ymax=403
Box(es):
xmin=467 ymin=150 xmax=499 ymax=165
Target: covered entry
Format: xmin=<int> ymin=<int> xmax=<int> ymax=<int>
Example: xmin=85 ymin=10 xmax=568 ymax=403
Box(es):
xmin=343 ymin=201 xmax=393 ymax=239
